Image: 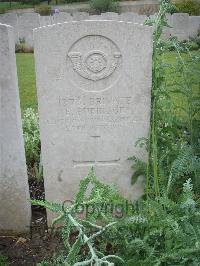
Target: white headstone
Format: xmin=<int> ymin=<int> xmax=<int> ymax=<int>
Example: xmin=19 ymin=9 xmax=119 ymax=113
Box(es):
xmin=189 ymin=16 xmax=200 ymax=38
xmin=53 ymin=12 xmax=72 ymax=24
xmin=18 ymin=13 xmax=40 ymax=48
xmin=0 ymin=13 xmax=19 ymax=42
xmin=73 ymin=12 xmax=89 ymax=21
xmin=0 ymin=24 xmax=31 ymax=233
xmin=34 ymin=21 xmax=153 ymax=224
xmin=171 ymin=13 xmax=189 ymax=41
xmin=40 ymin=15 xmax=53 ymax=27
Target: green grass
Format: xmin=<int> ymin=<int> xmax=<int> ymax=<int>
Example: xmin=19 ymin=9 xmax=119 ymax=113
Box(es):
xmin=16 ymin=53 xmax=37 ymax=111
xmin=16 ymin=50 xmax=200 ymax=113
xmin=162 ymin=50 xmax=200 ymax=120
xmin=0 ymin=2 xmax=33 ymax=12
xmin=0 ymin=253 xmax=9 ymax=266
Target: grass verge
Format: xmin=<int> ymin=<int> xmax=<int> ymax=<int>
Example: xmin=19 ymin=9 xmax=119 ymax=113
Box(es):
xmin=16 ymin=53 xmax=37 ymax=111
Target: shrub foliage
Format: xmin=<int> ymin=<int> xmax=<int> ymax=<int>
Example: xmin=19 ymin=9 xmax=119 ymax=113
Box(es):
xmin=90 ymin=0 xmax=118 ymax=13
xmin=35 ymin=4 xmax=52 ymax=16
xmin=173 ymin=0 xmax=200 ymax=15
xmin=22 ymin=108 xmax=42 ymax=181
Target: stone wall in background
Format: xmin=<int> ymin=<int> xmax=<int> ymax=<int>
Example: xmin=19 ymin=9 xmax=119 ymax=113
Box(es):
xmin=0 ymin=12 xmax=199 ymax=47
xmin=0 ymin=24 xmax=31 ymax=234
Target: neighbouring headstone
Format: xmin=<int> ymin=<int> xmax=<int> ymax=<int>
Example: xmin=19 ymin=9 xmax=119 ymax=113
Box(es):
xmin=73 ymin=12 xmax=89 ymax=21
xmin=18 ymin=13 xmax=40 ymax=48
xmin=171 ymin=13 xmax=189 ymax=41
xmin=53 ymin=12 xmax=72 ymax=24
xmin=0 ymin=24 xmax=31 ymax=233
xmin=161 ymin=13 xmax=172 ymax=40
xmin=0 ymin=13 xmax=19 ymax=42
xmin=34 ymin=20 xmax=153 ymax=224
xmin=40 ymin=15 xmax=53 ymax=27
xmin=189 ymin=16 xmax=200 ymax=38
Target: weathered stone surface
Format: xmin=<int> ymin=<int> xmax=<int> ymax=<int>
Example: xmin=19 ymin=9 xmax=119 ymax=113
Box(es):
xmin=39 ymin=15 xmax=53 ymax=27
xmin=161 ymin=13 xmax=172 ymax=40
xmin=189 ymin=16 xmax=200 ymax=38
xmin=135 ymin=14 xmax=148 ymax=24
xmin=120 ymin=13 xmax=147 ymax=25
xmin=18 ymin=13 xmax=40 ymax=47
xmin=53 ymin=12 xmax=72 ymax=24
xmin=34 ymin=21 xmax=153 ymax=224
xmin=0 ymin=13 xmax=19 ymax=42
xmin=88 ymin=15 xmax=103 ymax=20
xmin=101 ymin=12 xmax=119 ymax=20
xmin=0 ymin=24 xmax=31 ymax=233
xmin=73 ymin=12 xmax=89 ymax=21
xmin=171 ymin=13 xmax=189 ymax=41
xmin=119 ymin=12 xmax=139 ymax=22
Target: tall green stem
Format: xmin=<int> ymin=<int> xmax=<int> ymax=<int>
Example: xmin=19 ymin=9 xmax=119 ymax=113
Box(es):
xmin=148 ymin=0 xmax=172 ymax=198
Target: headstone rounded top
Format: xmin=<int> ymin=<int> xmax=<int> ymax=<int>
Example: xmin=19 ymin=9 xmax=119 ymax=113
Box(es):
xmin=0 ymin=23 xmax=12 ymax=29
xmin=34 ymin=20 xmax=152 ymax=33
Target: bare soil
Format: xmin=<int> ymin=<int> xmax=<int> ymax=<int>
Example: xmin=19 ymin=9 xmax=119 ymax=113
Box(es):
xmin=0 ymin=179 xmax=64 ymax=266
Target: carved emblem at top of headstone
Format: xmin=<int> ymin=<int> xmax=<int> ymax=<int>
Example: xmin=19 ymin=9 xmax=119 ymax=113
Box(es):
xmin=68 ymin=35 xmax=121 ymax=81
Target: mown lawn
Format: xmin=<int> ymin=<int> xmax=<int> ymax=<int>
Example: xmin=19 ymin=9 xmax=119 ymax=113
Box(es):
xmin=16 ymin=53 xmax=37 ymax=111
xmin=162 ymin=50 xmax=200 ymax=120
xmin=16 ymin=50 xmax=200 ymax=113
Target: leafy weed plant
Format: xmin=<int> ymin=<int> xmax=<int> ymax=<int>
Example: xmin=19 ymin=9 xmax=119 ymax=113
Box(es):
xmin=22 ymin=108 xmax=42 ymax=182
